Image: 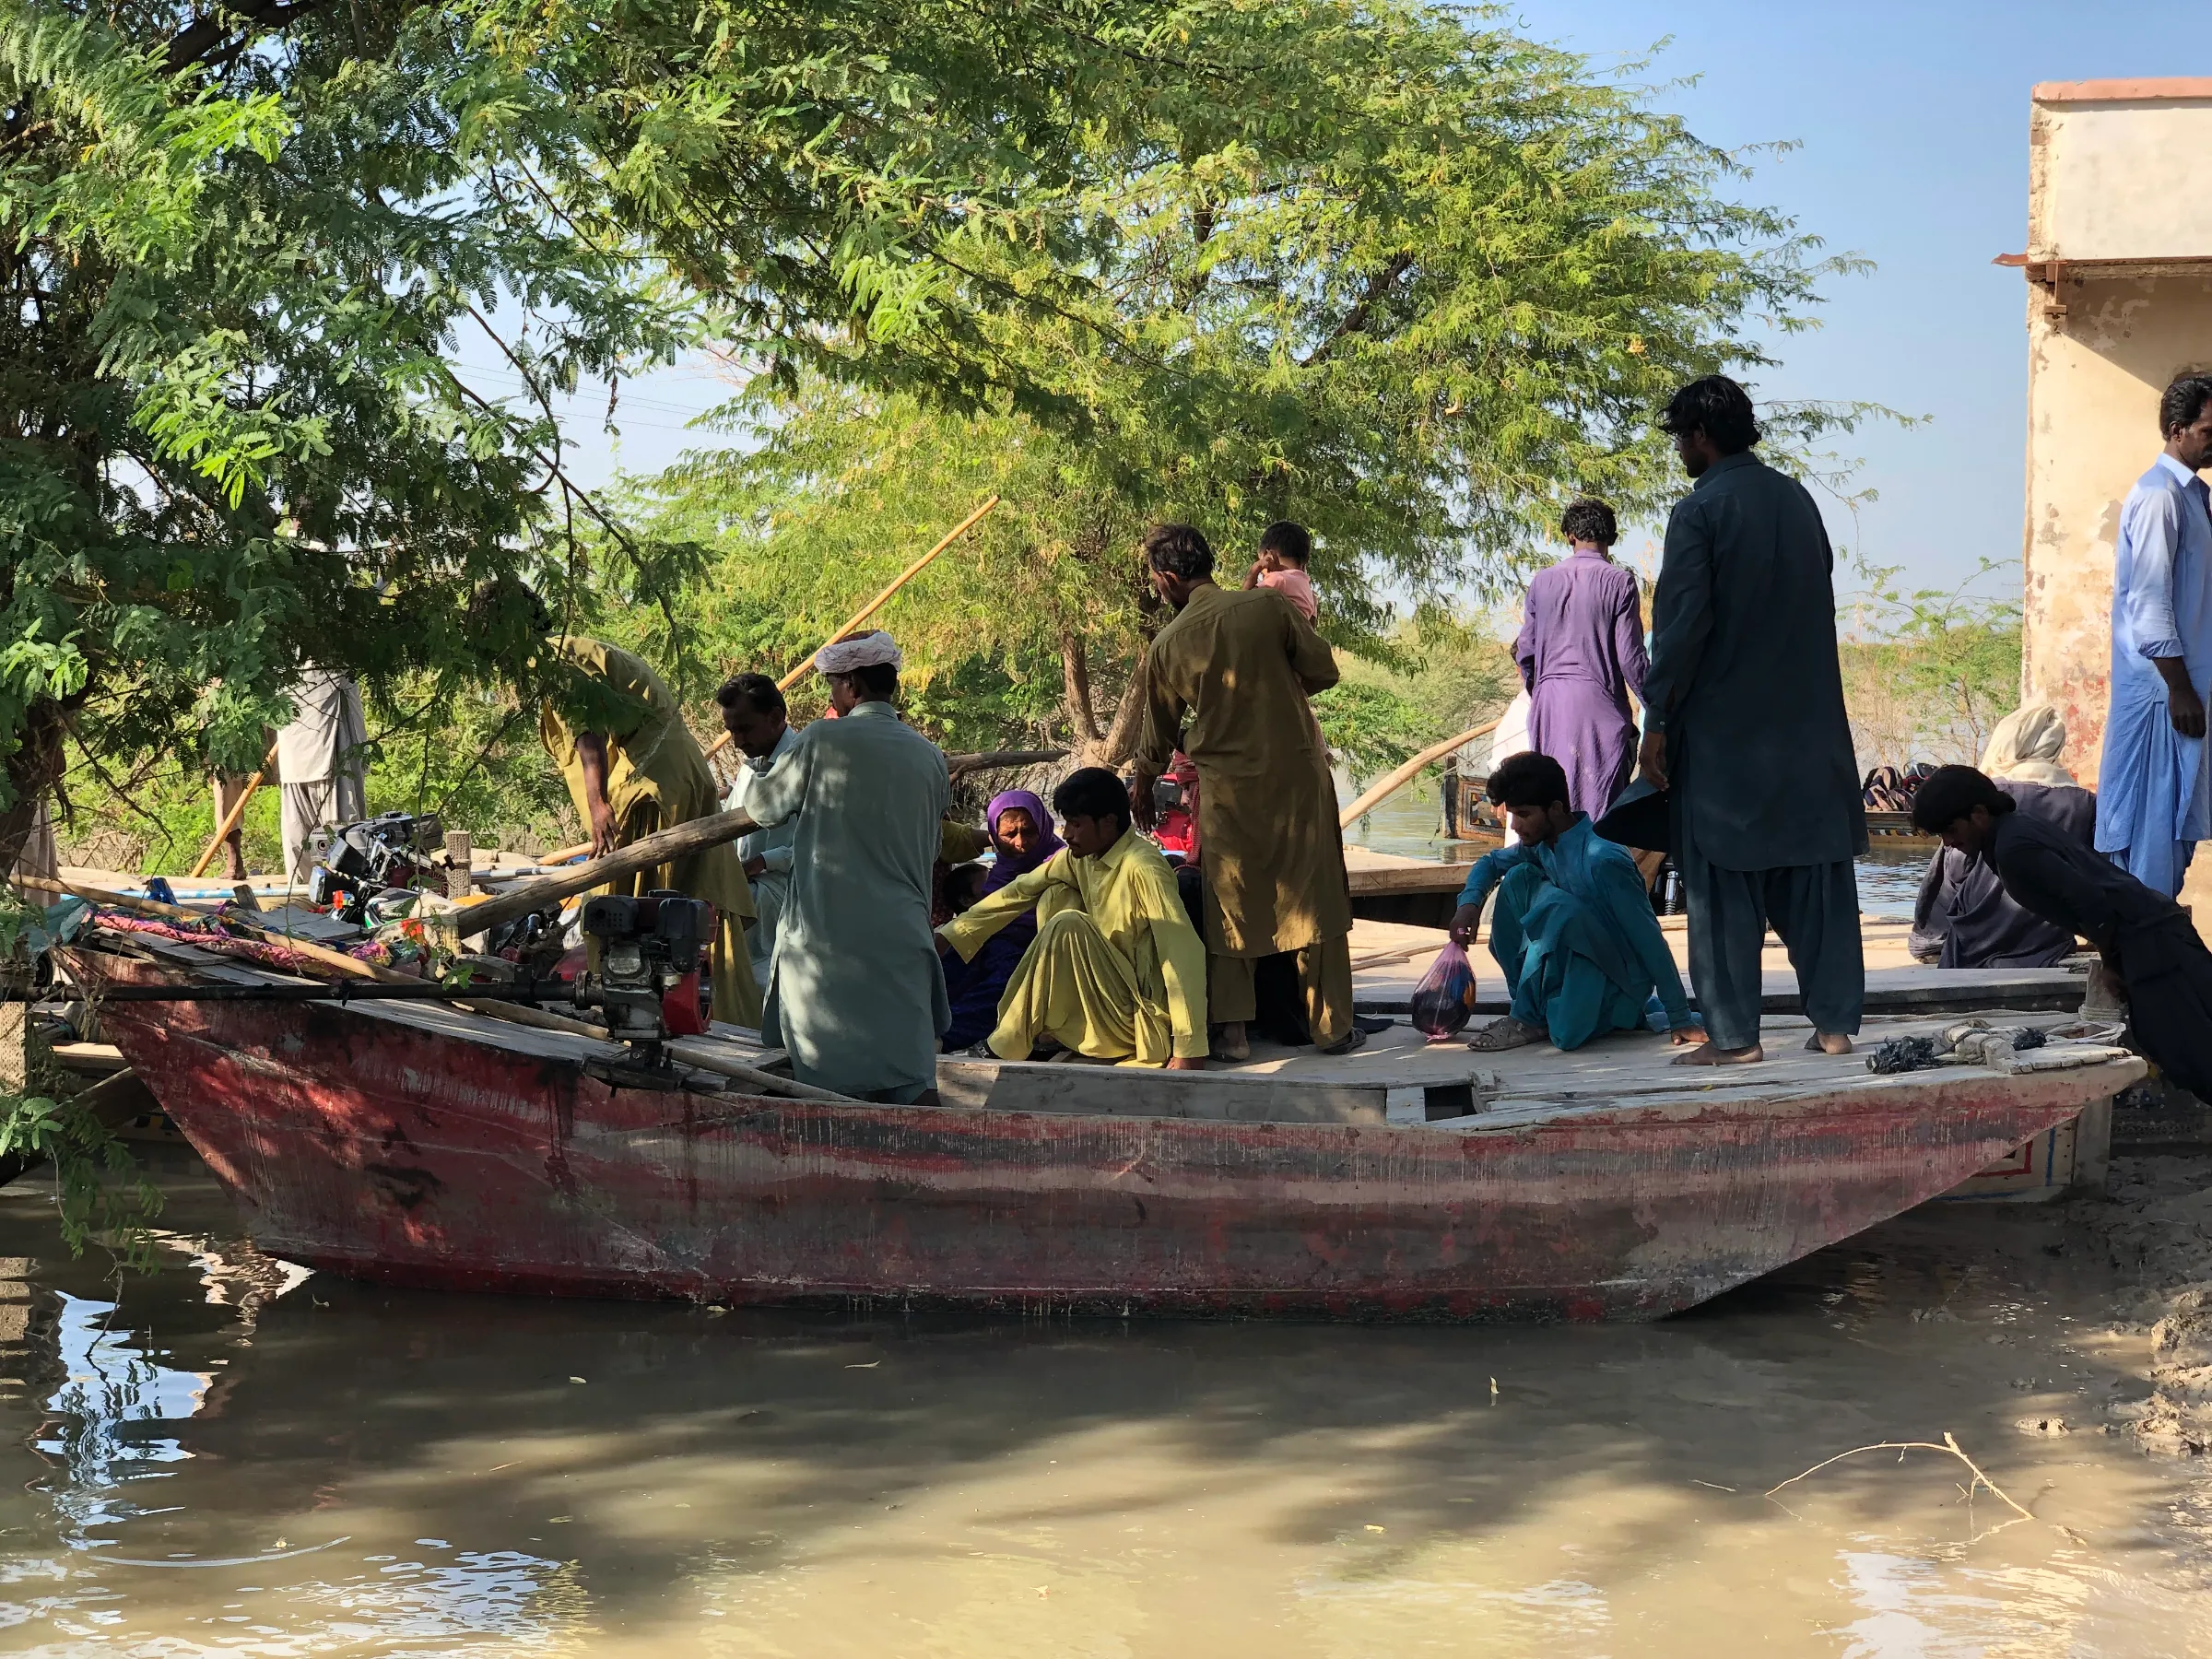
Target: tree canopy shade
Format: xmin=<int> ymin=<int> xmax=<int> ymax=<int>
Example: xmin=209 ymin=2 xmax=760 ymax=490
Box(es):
xmin=0 ymin=0 xmax=1227 ymax=865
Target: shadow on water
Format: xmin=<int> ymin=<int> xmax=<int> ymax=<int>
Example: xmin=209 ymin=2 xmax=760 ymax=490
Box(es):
xmin=0 ymin=1147 xmax=2208 ymax=1653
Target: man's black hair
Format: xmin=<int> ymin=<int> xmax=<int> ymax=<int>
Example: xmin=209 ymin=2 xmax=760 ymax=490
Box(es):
xmin=2160 ymin=372 xmax=2212 ymax=438
xmin=1143 ymin=523 xmax=1215 ymax=582
xmin=1909 ymin=765 xmax=2017 ymax=834
xmin=1052 ymin=766 xmax=1132 ymax=832
xmin=1485 ymin=751 xmax=1571 ymax=813
xmin=1658 ymin=375 xmax=1760 ymax=454
xmin=465 ymin=574 xmax=554 ymax=641
xmin=714 ymin=672 xmax=785 ymax=717
xmin=945 ymin=862 xmax=988 ymax=913
xmin=1560 ymin=498 xmax=1618 ymax=547
xmin=1258 ymin=520 xmax=1312 ymax=567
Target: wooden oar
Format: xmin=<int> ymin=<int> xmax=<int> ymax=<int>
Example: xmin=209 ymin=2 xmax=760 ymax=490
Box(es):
xmin=700 ymin=493 xmax=1002 ymax=762
xmin=186 ymin=740 xmax=280 ymax=878
xmin=1336 ymin=718 xmax=1502 ymax=830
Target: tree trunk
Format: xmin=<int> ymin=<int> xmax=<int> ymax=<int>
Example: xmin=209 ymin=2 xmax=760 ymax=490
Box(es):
xmin=0 ymin=702 xmax=66 ymax=879
xmin=1095 ymin=642 xmax=1152 ymax=771
xmin=1060 ymin=629 xmax=1100 ymax=751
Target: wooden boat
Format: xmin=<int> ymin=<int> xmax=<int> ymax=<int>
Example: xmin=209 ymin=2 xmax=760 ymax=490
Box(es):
xmin=62 ymin=929 xmax=2143 ymax=1322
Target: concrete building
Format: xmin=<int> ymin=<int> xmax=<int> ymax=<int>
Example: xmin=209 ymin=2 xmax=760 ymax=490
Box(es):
xmin=2016 ymin=77 xmax=2212 ymax=781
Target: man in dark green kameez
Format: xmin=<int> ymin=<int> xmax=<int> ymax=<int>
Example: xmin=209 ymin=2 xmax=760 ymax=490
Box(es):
xmin=1637 ymin=376 xmax=1867 ymax=1065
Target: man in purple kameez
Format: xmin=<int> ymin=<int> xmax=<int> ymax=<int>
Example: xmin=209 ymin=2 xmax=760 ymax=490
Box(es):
xmin=1513 ymin=498 xmax=1648 ymax=817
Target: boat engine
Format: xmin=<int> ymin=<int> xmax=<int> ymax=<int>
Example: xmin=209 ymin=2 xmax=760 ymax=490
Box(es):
xmin=308 ymin=812 xmax=446 ymax=921
xmin=573 ymin=890 xmax=715 ymax=1088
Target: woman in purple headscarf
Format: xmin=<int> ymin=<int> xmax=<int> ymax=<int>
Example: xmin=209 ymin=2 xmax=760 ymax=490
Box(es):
xmin=940 ymin=789 xmax=1065 ymax=1051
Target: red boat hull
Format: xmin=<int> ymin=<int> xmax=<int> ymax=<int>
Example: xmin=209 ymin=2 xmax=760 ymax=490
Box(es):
xmin=79 ymin=949 xmax=2139 ymax=1320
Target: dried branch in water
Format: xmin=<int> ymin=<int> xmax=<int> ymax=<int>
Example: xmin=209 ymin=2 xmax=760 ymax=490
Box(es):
xmin=1766 ymin=1431 xmax=2033 ymax=1523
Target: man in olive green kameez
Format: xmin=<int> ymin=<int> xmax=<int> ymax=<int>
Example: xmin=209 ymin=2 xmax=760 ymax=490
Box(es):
xmin=1130 ymin=524 xmax=1361 ymax=1057
xmin=537 ymin=633 xmax=762 ymax=1028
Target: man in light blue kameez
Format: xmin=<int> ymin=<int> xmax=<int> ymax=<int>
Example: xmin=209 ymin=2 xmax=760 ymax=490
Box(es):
xmin=2096 ymin=372 xmax=2212 ymax=899
xmin=1447 ymin=753 xmax=1706 ymax=1053
xmin=740 ymin=631 xmax=951 ymax=1101
xmin=715 ymin=672 xmax=802 ymax=985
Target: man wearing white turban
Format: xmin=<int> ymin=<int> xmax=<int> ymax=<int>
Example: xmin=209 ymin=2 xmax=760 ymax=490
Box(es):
xmin=739 ymin=631 xmax=952 ymax=1100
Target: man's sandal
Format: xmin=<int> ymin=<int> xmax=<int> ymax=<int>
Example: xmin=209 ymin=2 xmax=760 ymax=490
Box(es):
xmin=1465 ymin=1017 xmax=1546 ymax=1053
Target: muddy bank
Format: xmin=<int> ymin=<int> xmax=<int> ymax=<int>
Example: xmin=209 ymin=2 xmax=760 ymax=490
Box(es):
xmin=2080 ymin=1146 xmax=2212 ymax=1456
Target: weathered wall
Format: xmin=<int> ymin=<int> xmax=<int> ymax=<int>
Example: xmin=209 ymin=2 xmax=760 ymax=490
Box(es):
xmin=2019 ymin=81 xmax=2212 ymax=781
xmin=2021 ymin=270 xmax=2212 ymax=779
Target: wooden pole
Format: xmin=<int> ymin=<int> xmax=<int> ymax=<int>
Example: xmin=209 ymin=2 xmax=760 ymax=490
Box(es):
xmin=457 ymin=806 xmax=759 ymax=940
xmin=700 ymin=494 xmax=1002 ymax=763
xmin=1336 ymin=718 xmax=1503 ymax=830
xmin=188 ymin=740 xmax=279 ymax=878
xmin=533 ymin=744 xmax=1065 ymax=871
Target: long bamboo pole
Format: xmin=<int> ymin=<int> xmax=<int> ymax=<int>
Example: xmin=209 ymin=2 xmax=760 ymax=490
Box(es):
xmin=186 ymin=740 xmax=280 ymax=879
xmin=1336 ymin=717 xmax=1502 ymax=830
xmin=699 ymin=493 xmax=1002 ymax=763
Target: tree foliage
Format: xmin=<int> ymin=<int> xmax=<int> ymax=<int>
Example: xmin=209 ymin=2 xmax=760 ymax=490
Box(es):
xmin=0 ymin=0 xmax=1235 ymax=861
xmin=628 ymin=1 xmax=1852 ymax=758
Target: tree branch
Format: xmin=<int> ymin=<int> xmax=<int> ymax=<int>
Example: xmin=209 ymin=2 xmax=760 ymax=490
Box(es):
xmin=1300 ymin=252 xmax=1414 ymax=369
xmin=164 ymin=0 xmax=334 ymax=75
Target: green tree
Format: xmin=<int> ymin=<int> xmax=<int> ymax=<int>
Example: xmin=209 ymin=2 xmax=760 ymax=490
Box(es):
xmin=0 ymin=0 xmax=1253 ymax=866
xmin=630 ymin=0 xmax=1853 ymax=754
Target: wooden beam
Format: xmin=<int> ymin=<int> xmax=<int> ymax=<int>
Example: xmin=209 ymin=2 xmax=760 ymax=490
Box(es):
xmin=1337 ymin=719 xmax=1501 ymax=830
xmin=187 ymin=740 xmax=279 ymax=878
xmin=456 ymin=806 xmax=758 ymax=940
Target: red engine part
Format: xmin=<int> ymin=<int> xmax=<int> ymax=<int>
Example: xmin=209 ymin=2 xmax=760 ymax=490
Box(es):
xmin=661 ymin=970 xmax=710 ymax=1037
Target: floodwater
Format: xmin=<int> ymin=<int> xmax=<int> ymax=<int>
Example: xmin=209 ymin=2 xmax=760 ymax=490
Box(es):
xmin=1 ymin=1151 xmax=2210 ymax=1654
xmin=1346 ymin=784 xmax=1934 ymax=922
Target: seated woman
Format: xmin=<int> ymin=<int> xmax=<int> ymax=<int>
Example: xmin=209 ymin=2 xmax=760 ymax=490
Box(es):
xmin=939 ymin=790 xmax=1062 ymax=1052
xmin=1447 ymin=752 xmax=1705 ymax=1053
xmin=1908 ymin=706 xmax=2098 ymax=969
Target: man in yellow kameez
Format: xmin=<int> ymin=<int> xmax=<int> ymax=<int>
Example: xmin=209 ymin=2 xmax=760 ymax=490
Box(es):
xmin=537 ymin=632 xmax=761 ymax=1027
xmin=1129 ymin=523 xmax=1360 ymax=1058
xmin=938 ymin=769 xmax=1208 ymax=1067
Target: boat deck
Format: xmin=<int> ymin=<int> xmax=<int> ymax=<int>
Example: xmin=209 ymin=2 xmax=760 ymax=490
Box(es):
xmin=81 ymin=932 xmax=2121 ymax=1139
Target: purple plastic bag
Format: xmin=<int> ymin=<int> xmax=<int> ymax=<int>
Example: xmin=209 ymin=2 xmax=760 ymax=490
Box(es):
xmin=1408 ymin=941 xmax=1477 ymax=1041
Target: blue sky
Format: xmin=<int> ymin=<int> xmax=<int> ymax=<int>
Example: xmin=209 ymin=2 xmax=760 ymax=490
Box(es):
xmin=531 ymin=4 xmax=2200 ymax=609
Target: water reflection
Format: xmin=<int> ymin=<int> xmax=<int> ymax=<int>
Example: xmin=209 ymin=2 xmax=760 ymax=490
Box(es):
xmin=0 ymin=1157 xmax=2204 ymax=1654
xmin=36 ymin=1293 xmax=210 ymax=1547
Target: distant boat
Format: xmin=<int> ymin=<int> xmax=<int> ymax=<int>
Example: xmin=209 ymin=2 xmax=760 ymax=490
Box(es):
xmin=66 ymin=929 xmax=2140 ymax=1322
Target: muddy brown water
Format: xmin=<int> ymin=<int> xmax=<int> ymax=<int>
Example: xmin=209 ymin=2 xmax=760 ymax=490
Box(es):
xmin=0 ymin=1148 xmax=2209 ymax=1655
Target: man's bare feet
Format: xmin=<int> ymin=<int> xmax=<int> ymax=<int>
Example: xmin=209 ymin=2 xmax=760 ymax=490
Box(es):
xmin=1214 ymin=1021 xmax=1250 ymax=1063
xmin=1466 ymin=1016 xmax=1546 ymax=1053
xmin=1672 ymin=1042 xmax=1763 ymax=1066
xmin=1804 ymin=1031 xmax=1853 ymax=1055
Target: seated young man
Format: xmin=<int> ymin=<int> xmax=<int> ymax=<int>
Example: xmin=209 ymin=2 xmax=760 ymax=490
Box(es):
xmin=1447 ymin=752 xmax=1706 ymax=1053
xmin=936 ymin=768 xmax=1209 ymax=1070
xmin=1912 ymin=765 xmax=2212 ymax=1099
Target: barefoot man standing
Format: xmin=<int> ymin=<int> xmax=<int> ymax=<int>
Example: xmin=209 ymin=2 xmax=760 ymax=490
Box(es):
xmin=1638 ymin=376 xmax=1866 ymax=1065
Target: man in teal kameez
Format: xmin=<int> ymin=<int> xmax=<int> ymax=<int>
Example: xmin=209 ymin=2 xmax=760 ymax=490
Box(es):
xmin=1448 ymin=753 xmax=1706 ymax=1053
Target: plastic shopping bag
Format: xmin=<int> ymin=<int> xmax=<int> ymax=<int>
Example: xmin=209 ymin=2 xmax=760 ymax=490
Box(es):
xmin=1408 ymin=942 xmax=1478 ymax=1041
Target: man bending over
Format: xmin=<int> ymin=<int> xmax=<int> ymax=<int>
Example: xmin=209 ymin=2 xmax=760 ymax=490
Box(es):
xmin=1448 ymin=753 xmax=1706 ymax=1054
xmin=938 ymin=768 xmax=1209 ymax=1069
xmin=1912 ymin=765 xmax=2212 ymax=1100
